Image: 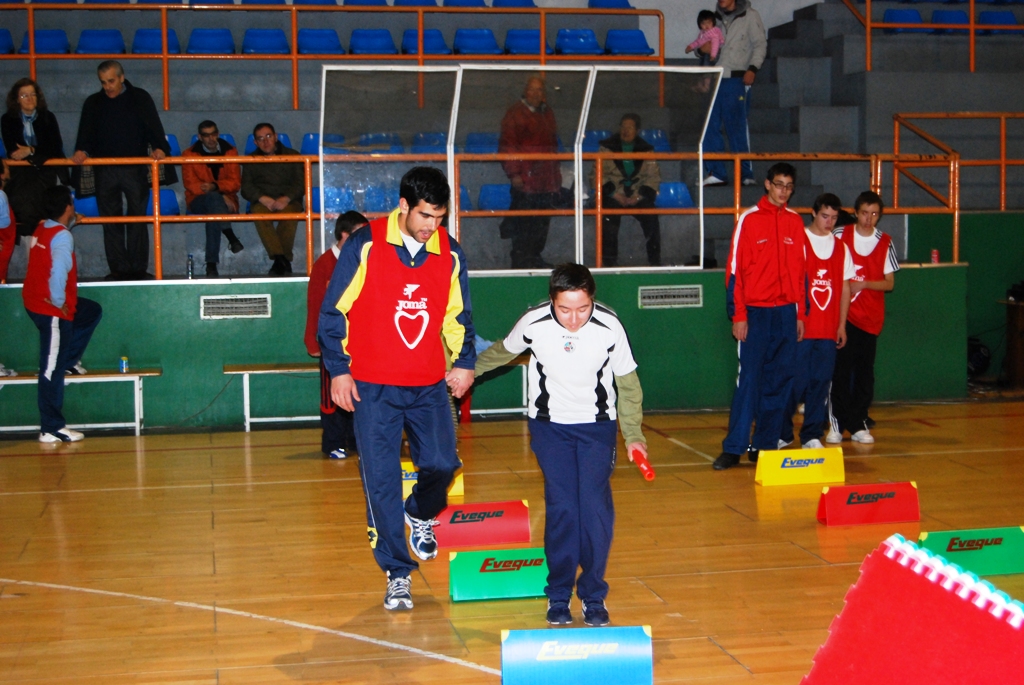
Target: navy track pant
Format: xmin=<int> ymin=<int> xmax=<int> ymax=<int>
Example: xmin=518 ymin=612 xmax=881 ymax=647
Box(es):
xmin=723 ymin=305 xmax=798 ymax=455
xmin=318 ymin=357 xmax=355 ymax=455
xmin=530 ymin=418 xmax=617 ymax=604
xmin=782 ymin=338 xmax=837 ymax=445
xmin=26 ymin=297 xmax=103 ymax=434
xmin=353 ymin=379 xmax=459 ymax=577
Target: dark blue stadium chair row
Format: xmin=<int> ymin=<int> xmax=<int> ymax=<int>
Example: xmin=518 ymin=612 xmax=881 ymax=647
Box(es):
xmin=475 ymin=181 xmax=692 ymax=210
xmin=0 ymin=26 xmax=653 ymax=55
xmin=21 ymin=0 xmax=634 ymax=6
xmin=882 ymin=9 xmax=1023 ymax=33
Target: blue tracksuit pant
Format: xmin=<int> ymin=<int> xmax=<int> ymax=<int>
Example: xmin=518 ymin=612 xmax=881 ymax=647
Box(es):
xmin=781 ymin=338 xmax=836 ymax=445
xmin=353 ymin=379 xmax=459 ymax=577
xmin=26 ymin=297 xmax=103 ymax=434
xmin=529 ymin=418 xmax=617 ymax=604
xmin=723 ymin=305 xmax=798 ymax=455
xmin=702 ymin=77 xmax=754 ymax=182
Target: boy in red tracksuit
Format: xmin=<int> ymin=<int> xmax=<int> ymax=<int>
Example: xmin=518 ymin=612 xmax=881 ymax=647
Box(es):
xmin=828 ymin=191 xmax=899 ymax=445
xmin=780 ymin=193 xmax=856 ymax=449
xmin=715 ymin=162 xmax=806 ymax=470
xmin=304 ymin=210 xmax=368 ymax=459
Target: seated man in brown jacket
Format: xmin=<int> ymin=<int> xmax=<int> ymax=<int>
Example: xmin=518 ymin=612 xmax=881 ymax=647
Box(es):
xmin=593 ymin=113 xmax=661 ymax=267
xmin=241 ymin=122 xmax=304 ymax=275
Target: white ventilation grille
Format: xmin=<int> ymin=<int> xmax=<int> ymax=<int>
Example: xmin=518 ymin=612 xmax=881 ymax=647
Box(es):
xmin=637 ymin=285 xmax=702 ymax=309
xmin=200 ymin=295 xmax=272 ymax=320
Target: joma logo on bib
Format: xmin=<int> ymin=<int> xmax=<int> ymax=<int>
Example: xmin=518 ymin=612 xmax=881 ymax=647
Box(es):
xmin=395 ymin=283 xmax=429 ymax=349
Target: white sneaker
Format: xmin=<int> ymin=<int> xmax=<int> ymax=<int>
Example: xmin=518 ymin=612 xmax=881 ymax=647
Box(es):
xmin=66 ymin=362 xmax=87 ymax=376
xmin=39 ymin=427 xmax=85 ymax=443
xmin=777 ymin=439 xmax=792 ymax=449
xmin=702 ymin=174 xmax=727 ymax=186
xmin=803 ymin=439 xmax=824 ymax=449
xmin=825 ymin=431 xmax=843 ymax=444
xmin=0 ymin=364 xmax=16 ymax=378
xmin=742 ymin=178 xmax=757 ymax=186
xmin=851 ymin=429 xmax=875 ymax=444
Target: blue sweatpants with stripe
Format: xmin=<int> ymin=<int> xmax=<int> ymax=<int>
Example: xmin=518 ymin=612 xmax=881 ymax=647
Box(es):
xmin=353 ymin=379 xmax=460 ymax=578
xmin=26 ymin=298 xmax=103 ymax=434
xmin=781 ymin=338 xmax=837 ymax=445
xmin=530 ymin=418 xmax=618 ymax=604
xmin=723 ymin=305 xmax=797 ymax=455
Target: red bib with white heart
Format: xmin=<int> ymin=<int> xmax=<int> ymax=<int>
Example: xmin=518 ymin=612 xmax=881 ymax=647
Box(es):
xmin=346 ymin=216 xmax=452 ymax=386
xmin=803 ymin=231 xmax=848 ymax=341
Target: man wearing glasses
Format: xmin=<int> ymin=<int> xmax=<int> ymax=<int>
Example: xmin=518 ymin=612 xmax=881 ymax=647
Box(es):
xmin=240 ymin=123 xmax=304 ymax=276
xmin=714 ymin=162 xmax=806 ymax=470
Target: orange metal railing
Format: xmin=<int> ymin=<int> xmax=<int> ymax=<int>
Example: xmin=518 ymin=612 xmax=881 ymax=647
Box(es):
xmin=842 ymin=0 xmax=1024 ymax=72
xmin=0 ymin=3 xmax=665 ymax=111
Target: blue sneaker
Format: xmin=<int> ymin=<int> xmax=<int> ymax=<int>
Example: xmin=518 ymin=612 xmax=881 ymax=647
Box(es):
xmin=546 ymin=599 xmax=573 ymax=625
xmin=404 ymin=510 xmax=438 ymax=561
xmin=383 ymin=572 xmax=413 ymax=611
xmin=328 ymin=448 xmax=348 ymax=460
xmin=582 ymin=599 xmax=610 ymax=627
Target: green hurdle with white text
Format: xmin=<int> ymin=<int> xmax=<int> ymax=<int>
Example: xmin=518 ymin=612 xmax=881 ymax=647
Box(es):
xmin=449 ymin=548 xmax=548 ymax=602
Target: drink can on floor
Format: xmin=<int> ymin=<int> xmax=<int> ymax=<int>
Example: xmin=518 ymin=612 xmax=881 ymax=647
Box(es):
xmin=931 ymin=249 xmax=940 ymax=264
xmin=119 ymin=356 xmax=129 ymax=373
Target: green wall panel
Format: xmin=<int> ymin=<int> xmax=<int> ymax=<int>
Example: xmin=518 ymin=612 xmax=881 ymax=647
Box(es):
xmin=0 ymin=265 xmax=967 ymax=430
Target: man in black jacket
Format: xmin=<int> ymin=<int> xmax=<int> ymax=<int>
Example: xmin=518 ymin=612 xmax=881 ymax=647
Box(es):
xmin=72 ymin=61 xmax=170 ymax=280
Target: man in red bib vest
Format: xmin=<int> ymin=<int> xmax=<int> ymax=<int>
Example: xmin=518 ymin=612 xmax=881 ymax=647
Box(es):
xmin=318 ymin=167 xmax=475 ymax=611
xmin=828 ymin=191 xmax=899 ymax=444
xmin=22 ymin=186 xmax=103 ymax=443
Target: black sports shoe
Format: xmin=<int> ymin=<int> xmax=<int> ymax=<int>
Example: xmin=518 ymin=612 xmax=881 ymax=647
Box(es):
xmin=546 ymin=600 xmax=573 ymax=625
xmin=713 ymin=452 xmax=740 ymax=470
xmin=582 ymin=599 xmax=610 ymax=627
xmin=206 ymin=263 xmax=219 ymax=278
xmin=268 ymin=256 xmax=286 ymax=275
xmin=747 ymin=448 xmax=759 ymax=463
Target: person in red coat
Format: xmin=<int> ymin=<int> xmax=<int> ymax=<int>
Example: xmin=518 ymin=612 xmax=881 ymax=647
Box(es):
xmin=305 ymin=210 xmax=368 ymax=458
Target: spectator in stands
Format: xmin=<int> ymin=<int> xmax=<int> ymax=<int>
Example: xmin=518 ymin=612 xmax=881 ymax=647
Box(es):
xmin=715 ymin=162 xmax=805 ymax=470
xmin=499 ymin=76 xmax=561 ymax=269
xmin=72 ymin=61 xmax=172 ymax=281
xmin=241 ymin=123 xmax=304 ymax=276
xmin=701 ymin=0 xmax=767 ymax=188
xmin=828 ymin=191 xmax=899 ymax=445
xmin=0 ymin=161 xmax=14 ymax=287
xmin=182 ymin=120 xmax=244 ymax=278
xmin=591 ymin=113 xmax=661 ymax=267
xmin=686 ymin=9 xmax=725 ymax=66
xmin=22 ymin=186 xmax=103 ymax=443
xmin=2 ymin=78 xmax=69 ymax=245
xmin=305 ymin=210 xmax=368 ymax=460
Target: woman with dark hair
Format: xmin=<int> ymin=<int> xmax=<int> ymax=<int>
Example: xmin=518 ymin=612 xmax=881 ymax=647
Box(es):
xmin=1 ymin=78 xmax=69 ymax=239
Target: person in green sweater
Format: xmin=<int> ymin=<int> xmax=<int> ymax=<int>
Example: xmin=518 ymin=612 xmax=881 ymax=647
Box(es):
xmin=475 ymin=263 xmax=647 ymax=628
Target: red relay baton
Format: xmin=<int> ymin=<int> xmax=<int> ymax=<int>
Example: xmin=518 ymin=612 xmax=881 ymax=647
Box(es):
xmin=631 ymin=448 xmax=655 ymax=481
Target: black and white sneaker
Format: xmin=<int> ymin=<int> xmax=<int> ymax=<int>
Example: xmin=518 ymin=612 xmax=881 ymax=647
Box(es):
xmin=65 ymin=362 xmax=87 ymax=376
xmin=546 ymin=599 xmax=573 ymax=625
xmin=39 ymin=427 xmax=84 ymax=443
xmin=383 ymin=573 xmax=413 ymax=611
xmin=328 ymin=448 xmax=348 ymax=460
xmin=405 ymin=510 xmax=439 ymax=561
xmin=582 ymin=599 xmax=610 ymax=627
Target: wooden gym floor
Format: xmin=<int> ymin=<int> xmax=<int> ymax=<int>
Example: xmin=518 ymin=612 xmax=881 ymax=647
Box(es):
xmin=2 ymin=401 xmax=1023 ymax=684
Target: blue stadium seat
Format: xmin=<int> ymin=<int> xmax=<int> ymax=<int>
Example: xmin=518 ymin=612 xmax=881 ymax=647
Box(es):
xmin=464 ymin=132 xmax=499 ymax=153
xmin=979 ymin=11 xmax=1019 ymax=35
xmin=444 ymin=0 xmax=486 ymax=6
xmin=187 ymin=29 xmax=235 ymax=55
xmin=932 ymin=10 xmax=969 ymax=34
xmin=301 ymin=133 xmax=319 ymax=155
xmin=365 ymin=185 xmax=399 ymax=213
xmin=604 ymin=29 xmax=653 ymax=55
xmin=315 ymin=186 xmax=355 ymax=214
xmin=76 ymin=29 xmax=126 ymax=54
xmin=191 ymin=133 xmax=236 ymax=148
xmin=293 ymin=0 xmax=337 ymax=5
xmin=590 ymin=0 xmax=632 ymax=7
xmin=73 ymin=192 xmax=99 ymax=218
xmin=395 ymin=0 xmax=438 ymax=5
xmin=19 ymin=30 xmax=70 ymax=54
xmin=504 ymin=28 xmax=552 ymax=54
xmin=241 ymin=0 xmax=286 ymax=4
xmin=298 ymin=29 xmax=344 ymax=54
xmin=401 ymin=29 xmax=452 ymax=54
xmin=349 ymin=29 xmax=398 ymax=55
xmin=359 ymin=132 xmax=404 ymax=153
xmin=412 ymin=132 xmax=447 ymax=154
xmin=459 ymin=185 xmax=473 ymax=211
xmin=655 ymin=182 xmax=695 ymax=209
xmin=343 ymin=0 xmax=387 ymax=4
xmin=582 ymin=129 xmax=611 ymax=152
xmin=555 ymin=29 xmax=602 ymax=55
xmin=478 ymin=184 xmax=511 ymax=210
xmin=244 ymin=132 xmax=292 ymax=154
xmin=493 ymin=0 xmax=535 ymax=6
xmin=0 ymin=30 xmax=14 ymax=55
xmin=453 ymin=28 xmax=502 ymax=54
xmin=882 ymin=9 xmax=928 ymax=34
xmin=166 ymin=134 xmax=181 ymax=157
xmin=132 ymin=29 xmax=182 ymax=54
xmin=242 ymin=29 xmax=290 ymax=54
xmin=640 ymin=128 xmax=670 ymax=152
xmin=146 ymin=189 xmax=181 ymax=216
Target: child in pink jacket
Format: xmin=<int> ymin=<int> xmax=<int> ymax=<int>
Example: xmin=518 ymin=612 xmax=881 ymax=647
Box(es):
xmin=686 ymin=10 xmax=724 ymax=65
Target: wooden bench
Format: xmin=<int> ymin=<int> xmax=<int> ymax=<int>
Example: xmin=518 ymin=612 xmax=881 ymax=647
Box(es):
xmin=0 ymin=368 xmax=162 ymax=436
xmin=223 ymin=363 xmax=319 ymax=432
